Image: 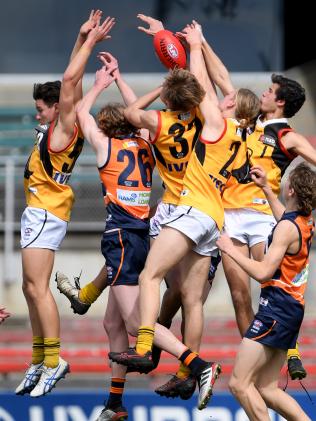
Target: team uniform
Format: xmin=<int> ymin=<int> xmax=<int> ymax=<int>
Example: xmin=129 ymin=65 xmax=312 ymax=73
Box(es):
xmin=148 ymin=108 xmax=222 ymax=275
xmin=245 ymin=211 xmax=315 ymax=349
xmin=149 ymin=107 xmax=203 ymax=235
xmin=99 ymin=135 xmax=155 ymax=286
xmin=223 ymin=117 xmax=296 ymax=246
xmin=21 ymin=121 xmax=84 ymax=249
xmin=164 ymin=118 xmax=245 ymax=256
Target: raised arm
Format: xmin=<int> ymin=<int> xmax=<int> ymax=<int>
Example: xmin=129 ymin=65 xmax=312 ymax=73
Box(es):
xmin=217 ymin=221 xmax=297 ymax=283
xmin=250 ymin=165 xmax=285 ymax=221
xmin=50 ymin=15 xmax=115 ymax=151
xmin=98 ymin=52 xmax=138 ymax=106
xmin=70 ymin=10 xmax=104 ymax=104
xmin=179 ymin=25 xmax=224 ymax=142
xmin=76 ymin=65 xmax=116 ymax=166
xmin=193 ymin=20 xmax=235 ymax=96
xmin=123 ymin=87 xmax=162 ymax=138
xmin=283 ymin=131 xmax=316 ymax=165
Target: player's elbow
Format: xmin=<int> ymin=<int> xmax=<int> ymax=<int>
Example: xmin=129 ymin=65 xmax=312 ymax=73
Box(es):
xmin=254 ymin=270 xmax=272 ymax=284
xmin=123 ymin=106 xmax=133 ymax=120
xmin=62 ymin=71 xmax=77 ymax=88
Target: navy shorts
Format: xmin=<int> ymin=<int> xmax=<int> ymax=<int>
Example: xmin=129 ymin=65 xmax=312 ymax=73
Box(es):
xmin=244 ymin=313 xmax=299 ymax=351
xmin=101 ymin=228 xmax=149 ymax=286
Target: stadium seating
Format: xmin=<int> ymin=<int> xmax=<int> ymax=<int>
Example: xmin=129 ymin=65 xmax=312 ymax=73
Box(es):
xmin=1 ymin=317 xmax=316 ymax=391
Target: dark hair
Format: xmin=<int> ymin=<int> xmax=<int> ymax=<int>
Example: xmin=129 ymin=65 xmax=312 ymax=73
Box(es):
xmin=33 ymin=81 xmax=61 ymax=107
xmin=161 ymin=67 xmax=205 ymax=112
xmin=289 ymin=162 xmax=316 ymax=215
xmin=97 ymin=103 xmax=139 ymax=138
xmin=271 ymin=74 xmax=305 ymax=118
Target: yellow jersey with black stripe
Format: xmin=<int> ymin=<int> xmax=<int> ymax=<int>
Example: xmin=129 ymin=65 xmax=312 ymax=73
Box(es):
xmin=150 ymin=108 xmax=203 ymax=205
xmin=24 ymin=121 xmax=84 ymax=221
xmin=222 ymin=118 xmax=296 ymax=214
xmin=179 ymin=118 xmax=244 ymax=230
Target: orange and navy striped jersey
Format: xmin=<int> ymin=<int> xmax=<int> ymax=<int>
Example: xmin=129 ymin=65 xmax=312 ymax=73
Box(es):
xmin=258 ymin=211 xmax=315 ymax=330
xmin=150 ymin=108 xmax=203 ymax=205
xmin=99 ymin=135 xmax=155 ymax=230
xmin=24 ymin=121 xmax=84 ymax=222
xmin=222 ymin=118 xmax=296 ymax=214
xmin=179 ymin=118 xmax=244 ymax=230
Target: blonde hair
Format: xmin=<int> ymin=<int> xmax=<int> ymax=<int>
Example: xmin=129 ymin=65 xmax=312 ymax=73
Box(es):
xmin=97 ymin=103 xmax=139 ymax=138
xmin=235 ymin=88 xmax=260 ymax=129
xmin=161 ymin=67 xmax=205 ymax=112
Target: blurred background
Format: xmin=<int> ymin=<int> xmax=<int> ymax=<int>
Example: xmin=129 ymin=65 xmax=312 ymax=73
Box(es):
xmin=0 ymin=1 xmax=315 ymax=420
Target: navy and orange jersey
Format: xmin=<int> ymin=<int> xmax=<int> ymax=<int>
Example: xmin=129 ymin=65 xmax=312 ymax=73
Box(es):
xmin=150 ymin=107 xmax=203 ymax=205
xmin=259 ymin=211 xmax=315 ymax=330
xmin=222 ymin=118 xmax=296 ymax=214
xmin=179 ymin=118 xmax=244 ymax=230
xmin=99 ymin=134 xmax=155 ymax=230
xmin=24 ymin=121 xmax=84 ymax=222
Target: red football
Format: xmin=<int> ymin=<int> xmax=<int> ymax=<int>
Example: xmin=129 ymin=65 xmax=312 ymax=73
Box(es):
xmin=153 ymin=30 xmax=187 ymax=70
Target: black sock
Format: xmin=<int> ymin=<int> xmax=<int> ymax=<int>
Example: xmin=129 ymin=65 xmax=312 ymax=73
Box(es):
xmin=178 ymin=349 xmax=208 ymax=377
xmin=106 ymin=377 xmax=125 ymax=409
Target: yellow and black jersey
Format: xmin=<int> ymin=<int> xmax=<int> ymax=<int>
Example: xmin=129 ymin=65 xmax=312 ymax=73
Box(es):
xmin=150 ymin=108 xmax=203 ymax=205
xmin=24 ymin=121 xmax=84 ymax=221
xmin=179 ymin=118 xmax=244 ymax=230
xmin=223 ymin=118 xmax=296 ymax=214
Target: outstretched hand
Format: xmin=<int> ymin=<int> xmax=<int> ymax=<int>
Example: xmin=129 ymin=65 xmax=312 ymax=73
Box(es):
xmin=0 ymin=307 xmax=11 ymax=325
xmin=137 ymin=14 xmax=164 ymax=36
xmin=95 ymin=65 xmax=116 ymax=90
xmin=87 ymin=16 xmax=116 ymax=44
xmin=79 ymin=9 xmax=103 ymax=38
xmin=176 ymin=24 xmax=202 ymax=47
xmin=98 ymin=52 xmax=119 ymax=77
xmin=250 ymin=165 xmax=268 ymax=188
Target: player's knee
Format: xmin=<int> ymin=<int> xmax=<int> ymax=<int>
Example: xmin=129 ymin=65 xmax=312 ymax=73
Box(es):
xmin=181 ymin=287 xmax=203 ymax=307
xmin=139 ymin=268 xmax=161 ymax=286
xmin=103 ymin=317 xmax=122 ymax=336
xmin=22 ymin=279 xmax=45 ymax=301
xmin=228 ymin=375 xmax=244 ymax=397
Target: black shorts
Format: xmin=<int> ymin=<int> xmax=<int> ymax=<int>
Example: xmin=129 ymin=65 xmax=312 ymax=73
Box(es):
xmin=244 ymin=313 xmax=299 ymax=351
xmin=101 ymin=228 xmax=149 ymax=286
xmin=208 ymin=251 xmax=221 ymax=282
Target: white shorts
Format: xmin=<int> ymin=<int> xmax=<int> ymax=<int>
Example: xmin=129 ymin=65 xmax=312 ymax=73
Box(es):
xmin=224 ymin=208 xmax=276 ymax=247
xmin=161 ymin=205 xmax=219 ymax=256
xmin=20 ymin=207 xmax=67 ymax=250
xmin=150 ymin=201 xmax=177 ymax=238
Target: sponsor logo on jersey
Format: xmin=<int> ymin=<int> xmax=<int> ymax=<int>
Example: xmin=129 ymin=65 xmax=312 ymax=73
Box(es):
xmin=260 ymin=134 xmax=276 ymax=147
xmin=123 ymin=141 xmax=138 ymax=149
xmin=53 ymin=171 xmax=71 ymax=185
xmin=209 ymin=174 xmax=225 ymax=192
xmin=292 ymin=265 xmax=309 ymax=287
xmin=116 ymin=189 xmax=150 ymax=206
xmin=252 ymin=198 xmax=268 ymax=205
